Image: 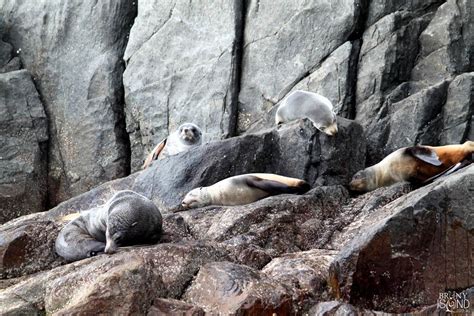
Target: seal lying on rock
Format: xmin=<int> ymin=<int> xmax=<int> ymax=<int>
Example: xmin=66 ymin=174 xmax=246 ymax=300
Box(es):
xmin=143 ymin=123 xmax=202 ymax=169
xmin=181 ymin=173 xmax=310 ymax=209
xmin=275 ymin=90 xmax=338 ymax=136
xmin=350 ymin=141 xmax=474 ymax=192
xmin=55 ymin=190 xmax=162 ymax=262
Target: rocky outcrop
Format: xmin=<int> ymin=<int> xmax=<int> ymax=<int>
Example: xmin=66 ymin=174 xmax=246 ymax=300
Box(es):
xmin=1 ymin=140 xmax=472 ymax=314
xmin=238 ymin=0 xmax=360 ymax=133
xmin=0 ymin=0 xmax=473 ymax=314
xmin=354 ymin=0 xmax=473 ymax=163
xmin=0 ymin=0 xmax=135 ymax=205
xmin=0 ymin=70 xmax=48 ymax=223
xmin=123 ymin=0 xmax=243 ymax=171
xmin=330 ymin=165 xmax=474 ymax=312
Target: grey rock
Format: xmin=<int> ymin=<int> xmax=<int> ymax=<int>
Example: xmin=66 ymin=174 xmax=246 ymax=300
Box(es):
xmin=411 ymin=0 xmax=471 ymax=91
xmin=0 ymin=40 xmax=20 ymax=73
xmin=330 ymin=165 xmax=474 ymax=312
xmin=308 ymin=301 xmax=377 ymax=315
xmin=0 ymin=70 xmax=48 ymax=223
xmin=238 ymin=0 xmax=359 ymax=133
xmin=0 ymin=0 xmax=135 ymax=205
xmin=247 ymin=42 xmax=354 ymax=132
xmin=131 ymin=118 xmax=364 ymax=211
xmin=440 ymin=73 xmax=474 ymax=144
xmin=123 ymin=0 xmax=242 ymax=171
xmin=366 ymin=0 xmax=444 ymax=27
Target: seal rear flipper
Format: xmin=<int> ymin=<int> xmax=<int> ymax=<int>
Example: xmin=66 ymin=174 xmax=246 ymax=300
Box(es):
xmin=246 ymin=176 xmax=310 ymax=195
xmin=422 ymin=159 xmax=473 ymax=184
xmin=142 ymin=138 xmax=167 ymax=169
xmin=406 ymin=146 xmax=443 ymax=166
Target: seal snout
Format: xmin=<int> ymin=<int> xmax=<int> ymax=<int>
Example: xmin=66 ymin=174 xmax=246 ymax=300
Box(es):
xmin=104 ymin=239 xmax=118 ymax=254
xmin=323 ymin=122 xmax=338 ymax=136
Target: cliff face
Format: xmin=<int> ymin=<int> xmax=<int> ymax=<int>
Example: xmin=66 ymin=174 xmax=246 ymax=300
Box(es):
xmin=0 ymin=0 xmax=473 ymax=314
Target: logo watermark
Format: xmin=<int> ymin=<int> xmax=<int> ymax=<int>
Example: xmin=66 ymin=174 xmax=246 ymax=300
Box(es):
xmin=437 ymin=291 xmax=471 ymax=313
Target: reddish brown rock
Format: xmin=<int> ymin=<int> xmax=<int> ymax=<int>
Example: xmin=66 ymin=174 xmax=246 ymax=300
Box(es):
xmin=148 ymin=298 xmax=204 ymax=316
xmin=329 ymin=165 xmax=474 ymax=312
xmin=263 ymin=249 xmax=338 ymax=313
xmin=183 ymin=261 xmax=293 ymax=315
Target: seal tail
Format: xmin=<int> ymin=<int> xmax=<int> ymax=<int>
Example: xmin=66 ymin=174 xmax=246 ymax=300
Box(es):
xmin=246 ymin=176 xmax=310 ymax=195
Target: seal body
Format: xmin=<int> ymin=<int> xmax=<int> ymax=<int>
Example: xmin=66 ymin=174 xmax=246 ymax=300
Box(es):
xmin=350 ymin=141 xmax=474 ymax=192
xmin=55 ymin=190 xmax=162 ymax=262
xmin=181 ymin=173 xmax=310 ymax=209
xmin=143 ymin=123 xmax=202 ymax=169
xmin=275 ymin=90 xmax=338 ymax=136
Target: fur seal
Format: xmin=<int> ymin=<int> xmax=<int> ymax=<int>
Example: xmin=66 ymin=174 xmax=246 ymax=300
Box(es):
xmin=275 ymin=90 xmax=338 ymax=136
xmin=143 ymin=122 xmax=202 ymax=169
xmin=55 ymin=190 xmax=162 ymax=262
xmin=181 ymin=173 xmax=310 ymax=209
xmin=350 ymin=141 xmax=474 ymax=192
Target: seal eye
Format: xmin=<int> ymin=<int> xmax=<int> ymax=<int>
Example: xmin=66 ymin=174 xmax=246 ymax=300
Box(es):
xmin=89 ymin=251 xmax=98 ymax=257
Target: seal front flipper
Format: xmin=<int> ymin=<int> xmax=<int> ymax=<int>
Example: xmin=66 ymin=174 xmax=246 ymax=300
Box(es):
xmin=422 ymin=159 xmax=473 ymax=184
xmin=406 ymin=146 xmax=443 ymax=166
xmin=245 ymin=176 xmax=310 ymax=195
xmin=142 ymin=138 xmax=167 ymax=169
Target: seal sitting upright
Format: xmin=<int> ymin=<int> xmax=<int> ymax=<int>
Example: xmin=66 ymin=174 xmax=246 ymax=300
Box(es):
xmin=275 ymin=90 xmax=338 ymax=136
xmin=55 ymin=190 xmax=163 ymax=262
xmin=349 ymin=141 xmax=474 ymax=192
xmin=181 ymin=173 xmax=310 ymax=209
xmin=143 ymin=123 xmax=202 ymax=169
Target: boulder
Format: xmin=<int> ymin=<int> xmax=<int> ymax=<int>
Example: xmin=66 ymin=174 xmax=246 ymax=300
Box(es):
xmin=1 ymin=0 xmax=135 ymax=205
xmin=183 ymin=261 xmax=293 ymax=315
xmin=308 ymin=301 xmax=377 ymax=315
xmin=148 ymin=298 xmax=204 ymax=316
xmin=329 ymin=165 xmax=474 ymax=312
xmin=238 ymin=0 xmax=360 ymax=132
xmin=262 ymin=249 xmax=338 ymax=313
xmin=0 ymin=241 xmax=228 ymax=315
xmin=131 ymin=118 xmax=364 ymax=211
xmin=0 ymin=40 xmax=20 ymax=73
xmin=123 ymin=0 xmax=243 ymax=171
xmin=0 ymin=70 xmax=48 ymax=223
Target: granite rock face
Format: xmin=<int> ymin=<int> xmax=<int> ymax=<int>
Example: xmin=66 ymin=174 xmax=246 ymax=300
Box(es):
xmin=0 ymin=0 xmax=473 ymax=314
xmin=123 ymin=0 xmax=243 ymax=171
xmin=354 ymin=0 xmax=473 ymax=163
xmin=0 ymin=70 xmax=48 ymax=223
xmin=238 ymin=0 xmax=360 ymax=133
xmin=0 ymin=0 xmax=135 ymax=205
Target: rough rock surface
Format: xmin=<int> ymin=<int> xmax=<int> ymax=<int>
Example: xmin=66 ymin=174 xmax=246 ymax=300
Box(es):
xmin=330 ymin=165 xmax=474 ymax=312
xmin=0 ymin=70 xmax=48 ymax=223
xmin=0 ymin=0 xmax=473 ymax=314
xmin=0 ymin=0 xmax=135 ymax=205
xmin=1 ymin=148 xmax=472 ymax=314
xmin=238 ymin=0 xmax=360 ymax=132
xmin=354 ymin=0 xmax=473 ymax=163
xmin=123 ymin=0 xmax=243 ymax=171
